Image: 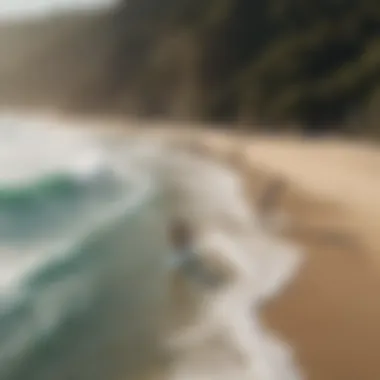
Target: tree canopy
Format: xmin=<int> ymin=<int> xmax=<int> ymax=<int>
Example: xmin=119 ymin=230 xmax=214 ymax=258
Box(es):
xmin=2 ymin=0 xmax=379 ymax=136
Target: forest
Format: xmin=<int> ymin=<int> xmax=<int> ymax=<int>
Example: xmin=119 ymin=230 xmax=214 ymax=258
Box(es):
xmin=1 ymin=0 xmax=380 ymax=136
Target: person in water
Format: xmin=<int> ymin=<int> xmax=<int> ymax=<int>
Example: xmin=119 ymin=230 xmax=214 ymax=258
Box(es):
xmin=168 ymin=218 xmax=222 ymax=287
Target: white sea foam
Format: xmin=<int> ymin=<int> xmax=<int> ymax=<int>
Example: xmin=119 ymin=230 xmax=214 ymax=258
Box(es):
xmin=151 ymin=147 xmax=304 ymax=380
xmin=83 ymin=131 xmax=304 ymax=379
xmin=0 ymin=117 xmax=110 ymax=187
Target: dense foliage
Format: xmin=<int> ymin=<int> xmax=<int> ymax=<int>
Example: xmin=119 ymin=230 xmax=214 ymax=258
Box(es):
xmin=1 ymin=0 xmax=379 ymax=135
xmin=95 ymin=0 xmax=380 ymax=135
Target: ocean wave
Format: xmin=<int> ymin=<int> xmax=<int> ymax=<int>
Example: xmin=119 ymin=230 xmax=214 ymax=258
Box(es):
xmin=0 ymin=116 xmax=110 ymax=187
xmin=0 ymin=115 xmax=170 ymax=380
xmin=0 ymin=115 xmax=129 ymax=243
xmin=0 ymin=186 xmax=166 ymax=380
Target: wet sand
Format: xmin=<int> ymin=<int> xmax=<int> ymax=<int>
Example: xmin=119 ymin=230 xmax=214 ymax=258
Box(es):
xmin=239 ymin=140 xmax=380 ymax=380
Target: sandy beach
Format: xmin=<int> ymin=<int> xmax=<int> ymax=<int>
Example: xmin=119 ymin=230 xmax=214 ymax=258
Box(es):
xmin=238 ymin=139 xmax=380 ymax=380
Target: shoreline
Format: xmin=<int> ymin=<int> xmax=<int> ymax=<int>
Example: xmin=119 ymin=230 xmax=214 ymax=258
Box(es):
xmin=1 ymin=110 xmax=380 ymax=379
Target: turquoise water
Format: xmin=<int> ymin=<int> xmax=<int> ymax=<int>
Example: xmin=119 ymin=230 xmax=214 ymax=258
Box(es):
xmin=0 ymin=117 xmax=171 ymax=380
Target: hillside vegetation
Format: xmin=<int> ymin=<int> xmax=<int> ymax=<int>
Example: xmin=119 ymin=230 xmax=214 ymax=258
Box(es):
xmin=0 ymin=0 xmax=379 ymax=136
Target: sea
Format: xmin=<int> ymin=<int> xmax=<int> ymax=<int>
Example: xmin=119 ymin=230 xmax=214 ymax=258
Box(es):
xmin=0 ymin=114 xmax=173 ymax=380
